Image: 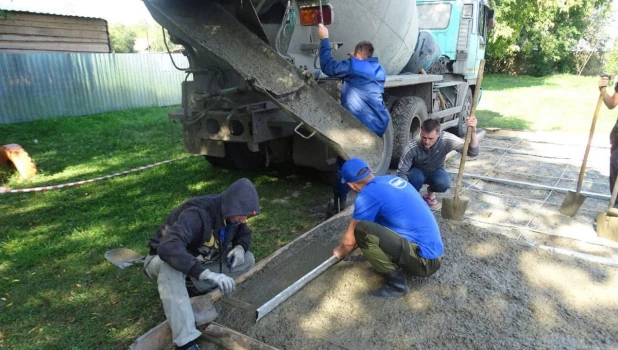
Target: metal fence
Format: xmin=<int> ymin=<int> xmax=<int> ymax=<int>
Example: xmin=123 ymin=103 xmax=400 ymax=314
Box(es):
xmin=0 ymin=52 xmax=189 ymax=124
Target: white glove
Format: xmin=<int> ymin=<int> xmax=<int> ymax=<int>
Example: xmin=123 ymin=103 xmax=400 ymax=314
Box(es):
xmin=198 ymin=269 xmax=236 ymax=294
xmin=227 ymin=245 xmax=245 ymax=270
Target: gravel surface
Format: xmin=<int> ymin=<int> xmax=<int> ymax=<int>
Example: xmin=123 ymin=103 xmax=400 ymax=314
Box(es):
xmin=205 ymin=132 xmax=618 ymax=349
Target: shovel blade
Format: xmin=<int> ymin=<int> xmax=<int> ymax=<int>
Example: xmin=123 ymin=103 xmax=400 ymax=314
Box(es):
xmin=105 ymin=248 xmax=144 ymax=269
xmin=559 ymin=191 xmax=586 ymax=217
xmin=596 ymin=212 xmax=618 ymax=243
xmin=441 ymin=197 xmax=469 ymax=220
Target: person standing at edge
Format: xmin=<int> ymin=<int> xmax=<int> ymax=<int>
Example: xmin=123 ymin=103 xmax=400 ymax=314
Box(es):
xmin=333 ymin=157 xmax=444 ymax=298
xmin=143 ymin=178 xmax=259 ymax=350
xmin=599 ymin=75 xmax=618 ymax=196
xmin=317 ymin=23 xmax=391 ymax=216
xmin=396 ymin=117 xmax=479 ymax=210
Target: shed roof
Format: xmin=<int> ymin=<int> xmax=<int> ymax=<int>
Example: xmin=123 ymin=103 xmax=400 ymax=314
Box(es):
xmin=1 ymin=8 xmax=106 ymax=21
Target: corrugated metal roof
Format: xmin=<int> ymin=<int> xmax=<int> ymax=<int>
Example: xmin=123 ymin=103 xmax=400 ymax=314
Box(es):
xmin=0 ymin=8 xmax=106 ymax=21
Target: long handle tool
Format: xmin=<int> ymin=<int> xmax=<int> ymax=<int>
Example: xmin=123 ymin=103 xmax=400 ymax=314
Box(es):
xmin=560 ymin=85 xmax=607 ymax=216
xmin=255 ymin=255 xmax=339 ymax=322
xmin=441 ymin=59 xmax=485 ymax=220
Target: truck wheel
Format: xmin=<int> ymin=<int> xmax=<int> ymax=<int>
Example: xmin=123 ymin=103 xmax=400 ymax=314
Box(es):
xmin=389 ymin=97 xmax=427 ymax=168
xmin=452 ymin=88 xmax=473 ymax=137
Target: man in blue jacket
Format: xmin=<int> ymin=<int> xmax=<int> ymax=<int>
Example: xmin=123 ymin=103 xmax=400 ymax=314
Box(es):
xmin=318 ymin=23 xmax=391 ymax=216
xmin=333 ymin=158 xmax=444 ymax=298
xmin=144 ymin=178 xmax=259 ymax=350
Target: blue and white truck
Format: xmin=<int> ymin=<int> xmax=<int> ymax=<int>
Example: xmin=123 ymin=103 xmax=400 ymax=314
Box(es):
xmin=144 ymin=0 xmax=494 ymax=174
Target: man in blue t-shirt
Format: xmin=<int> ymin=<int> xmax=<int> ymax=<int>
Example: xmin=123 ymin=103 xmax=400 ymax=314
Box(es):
xmin=333 ymin=158 xmax=444 ymax=298
xmin=318 ymin=23 xmax=391 ymax=217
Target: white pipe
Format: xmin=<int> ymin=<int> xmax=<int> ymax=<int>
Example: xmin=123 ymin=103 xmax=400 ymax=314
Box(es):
xmin=448 ymin=171 xmax=611 ymax=200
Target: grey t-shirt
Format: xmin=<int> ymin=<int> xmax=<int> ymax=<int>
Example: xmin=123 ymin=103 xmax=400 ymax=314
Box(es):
xmin=396 ymin=131 xmax=480 ymax=177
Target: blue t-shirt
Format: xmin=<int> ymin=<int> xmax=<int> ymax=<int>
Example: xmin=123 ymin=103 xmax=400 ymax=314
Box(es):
xmin=319 ymin=38 xmax=390 ymax=137
xmin=353 ymin=175 xmax=444 ymax=259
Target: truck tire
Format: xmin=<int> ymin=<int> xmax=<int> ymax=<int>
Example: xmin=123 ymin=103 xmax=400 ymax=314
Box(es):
xmin=452 ymin=88 xmax=473 ymax=137
xmin=389 ymin=97 xmax=427 ymax=168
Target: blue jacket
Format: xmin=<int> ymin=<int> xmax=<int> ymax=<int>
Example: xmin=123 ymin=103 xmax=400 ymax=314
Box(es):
xmin=319 ymin=38 xmax=390 ymax=137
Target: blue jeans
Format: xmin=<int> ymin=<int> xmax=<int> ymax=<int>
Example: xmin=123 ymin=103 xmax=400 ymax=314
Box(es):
xmin=407 ymin=167 xmax=451 ymax=193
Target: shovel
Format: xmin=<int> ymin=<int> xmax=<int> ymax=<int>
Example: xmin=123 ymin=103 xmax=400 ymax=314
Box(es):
xmin=442 ymin=59 xmax=485 ymax=220
xmin=596 ymin=174 xmax=618 ymax=242
xmin=559 ymin=88 xmax=606 ymax=216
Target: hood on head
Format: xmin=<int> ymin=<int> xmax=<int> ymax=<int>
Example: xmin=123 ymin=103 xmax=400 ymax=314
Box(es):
xmin=220 ymin=178 xmax=260 ymax=219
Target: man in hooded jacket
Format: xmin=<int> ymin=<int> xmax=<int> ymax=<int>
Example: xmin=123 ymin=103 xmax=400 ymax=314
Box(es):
xmin=143 ymin=178 xmax=260 ymax=350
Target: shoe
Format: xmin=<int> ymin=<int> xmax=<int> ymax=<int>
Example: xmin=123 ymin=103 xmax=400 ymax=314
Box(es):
xmin=422 ymin=194 xmax=441 ymax=210
xmin=370 ymin=269 xmax=409 ymax=298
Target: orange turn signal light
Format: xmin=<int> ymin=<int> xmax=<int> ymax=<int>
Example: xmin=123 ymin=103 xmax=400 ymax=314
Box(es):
xmin=300 ymin=5 xmax=333 ymax=26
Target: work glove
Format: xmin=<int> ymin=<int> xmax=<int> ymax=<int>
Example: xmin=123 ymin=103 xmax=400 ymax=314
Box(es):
xmin=227 ymin=245 xmax=245 ymax=271
xmin=198 ymin=269 xmax=236 ymax=294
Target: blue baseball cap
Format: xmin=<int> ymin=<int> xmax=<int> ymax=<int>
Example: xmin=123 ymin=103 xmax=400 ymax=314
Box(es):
xmin=340 ymin=158 xmax=371 ymax=183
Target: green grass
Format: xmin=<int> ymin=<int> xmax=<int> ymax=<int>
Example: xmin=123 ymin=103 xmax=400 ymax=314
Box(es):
xmin=1 ymin=74 xmax=616 ymax=349
xmin=0 ymin=107 xmax=331 ymax=349
xmin=478 ymin=74 xmax=617 ymax=134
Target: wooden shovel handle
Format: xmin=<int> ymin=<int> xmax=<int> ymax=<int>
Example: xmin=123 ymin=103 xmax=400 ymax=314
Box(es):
xmin=453 ymin=59 xmax=485 ymax=200
xmin=574 ymin=89 xmax=605 ymax=193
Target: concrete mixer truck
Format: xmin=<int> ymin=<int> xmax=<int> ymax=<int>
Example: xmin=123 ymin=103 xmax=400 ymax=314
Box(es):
xmin=143 ymin=0 xmax=494 ymax=175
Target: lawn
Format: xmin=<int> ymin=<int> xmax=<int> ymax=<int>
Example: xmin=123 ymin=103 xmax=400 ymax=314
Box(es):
xmin=0 ymin=106 xmax=332 ymax=349
xmin=478 ymin=74 xmax=617 ymax=135
xmin=0 ymin=74 xmax=616 ymax=349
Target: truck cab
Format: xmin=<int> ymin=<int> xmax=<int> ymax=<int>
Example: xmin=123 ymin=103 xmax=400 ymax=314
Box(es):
xmin=417 ymin=0 xmax=495 ymax=81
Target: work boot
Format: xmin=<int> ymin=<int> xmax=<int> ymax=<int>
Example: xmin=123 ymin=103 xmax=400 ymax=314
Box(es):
xmin=325 ymin=195 xmax=347 ymax=218
xmin=370 ymin=269 xmax=409 ymax=298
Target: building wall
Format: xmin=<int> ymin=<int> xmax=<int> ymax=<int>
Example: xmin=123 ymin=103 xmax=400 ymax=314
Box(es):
xmin=0 ymin=52 xmax=188 ymax=124
xmin=0 ymin=11 xmax=110 ymax=53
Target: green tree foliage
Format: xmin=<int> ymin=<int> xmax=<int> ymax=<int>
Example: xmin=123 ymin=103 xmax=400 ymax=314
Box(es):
xmin=111 ymin=20 xmax=178 ymax=53
xmin=487 ymin=0 xmax=612 ymax=76
xmin=109 ymin=23 xmax=137 ymax=53
xmin=606 ymin=38 xmax=618 ymax=76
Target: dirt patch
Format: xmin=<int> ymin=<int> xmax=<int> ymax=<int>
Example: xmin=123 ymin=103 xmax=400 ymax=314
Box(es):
xmin=203 ymin=132 xmax=618 ymax=349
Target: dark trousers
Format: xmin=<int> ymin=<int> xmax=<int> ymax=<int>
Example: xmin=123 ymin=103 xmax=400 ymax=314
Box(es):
xmin=610 ymin=121 xmax=618 ymax=196
xmin=406 ymin=167 xmax=451 ymax=193
xmin=354 ymin=220 xmax=441 ymax=277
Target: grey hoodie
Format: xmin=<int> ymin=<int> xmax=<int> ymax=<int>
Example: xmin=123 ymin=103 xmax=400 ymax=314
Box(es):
xmin=147 ymin=178 xmax=260 ymax=279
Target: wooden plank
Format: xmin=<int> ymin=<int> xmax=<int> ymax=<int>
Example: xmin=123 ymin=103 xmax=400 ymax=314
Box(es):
xmin=0 ymin=24 xmax=109 ymax=40
xmin=1 ymin=18 xmax=108 ymax=32
xmin=129 ymin=303 xmax=218 ymax=350
xmin=5 ymin=12 xmax=107 ymax=25
xmin=0 ymin=34 xmax=108 ymax=43
xmin=0 ymin=41 xmax=110 ymax=53
xmin=202 ymin=323 xmax=278 ymax=350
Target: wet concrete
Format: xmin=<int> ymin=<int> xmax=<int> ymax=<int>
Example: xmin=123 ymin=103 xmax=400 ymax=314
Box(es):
xmin=211 ymin=215 xmax=349 ymax=334
xmin=143 ymin=0 xmax=384 ymax=169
